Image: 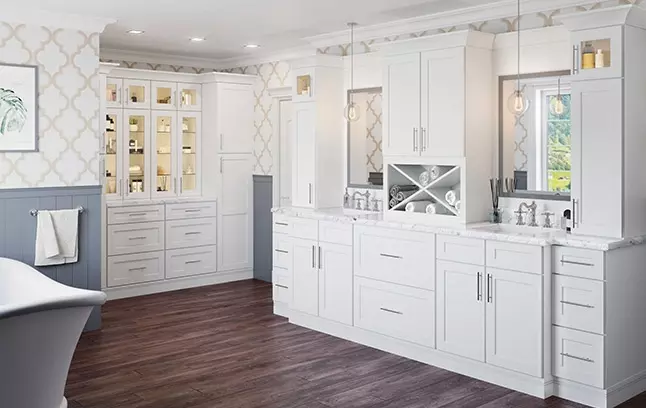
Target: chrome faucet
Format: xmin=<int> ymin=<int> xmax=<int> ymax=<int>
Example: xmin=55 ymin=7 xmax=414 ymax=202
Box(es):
xmin=352 ymin=190 xmax=371 ymax=210
xmin=517 ymin=201 xmax=538 ymax=227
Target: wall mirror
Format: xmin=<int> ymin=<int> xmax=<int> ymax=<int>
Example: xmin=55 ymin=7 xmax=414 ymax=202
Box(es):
xmin=499 ymin=70 xmax=572 ymax=200
xmin=347 ymin=87 xmax=383 ymax=188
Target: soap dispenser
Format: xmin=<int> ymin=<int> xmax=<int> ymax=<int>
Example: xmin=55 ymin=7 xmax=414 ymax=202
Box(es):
xmin=343 ymin=188 xmax=350 ymax=209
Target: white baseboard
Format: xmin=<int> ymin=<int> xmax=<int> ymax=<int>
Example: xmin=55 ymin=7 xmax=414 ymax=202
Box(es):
xmin=288 ymin=309 xmax=552 ymax=400
xmin=103 ymin=269 xmax=253 ymax=300
xmin=608 ymin=369 xmax=646 ymax=407
xmin=553 ymin=368 xmax=646 ymax=408
xmin=273 ymin=302 xmax=290 ymax=318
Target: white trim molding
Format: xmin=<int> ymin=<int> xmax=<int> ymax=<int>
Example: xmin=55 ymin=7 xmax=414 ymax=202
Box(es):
xmin=1 ymin=7 xmax=115 ymax=33
xmin=269 ymin=87 xmax=293 ymax=208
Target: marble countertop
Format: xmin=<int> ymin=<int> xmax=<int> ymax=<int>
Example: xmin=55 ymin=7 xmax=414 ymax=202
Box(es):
xmin=106 ymin=197 xmax=216 ymax=207
xmin=272 ymin=207 xmax=645 ymax=251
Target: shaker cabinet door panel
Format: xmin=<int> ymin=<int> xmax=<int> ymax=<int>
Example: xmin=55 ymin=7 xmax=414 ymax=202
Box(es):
xmin=218 ymin=83 xmax=254 ymax=153
xmin=291 ymin=238 xmax=319 ymax=316
xmin=318 ymin=242 xmax=353 ymax=326
xmin=292 ymin=102 xmax=316 ymax=208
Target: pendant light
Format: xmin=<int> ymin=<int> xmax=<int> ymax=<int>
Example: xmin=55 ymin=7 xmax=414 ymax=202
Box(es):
xmin=507 ymin=0 xmax=529 ymax=116
xmin=344 ymin=22 xmax=361 ymax=122
xmin=550 ymin=77 xmax=566 ymax=116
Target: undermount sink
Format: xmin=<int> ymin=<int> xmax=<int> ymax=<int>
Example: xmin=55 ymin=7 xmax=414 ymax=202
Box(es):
xmin=475 ymin=223 xmax=566 ymax=239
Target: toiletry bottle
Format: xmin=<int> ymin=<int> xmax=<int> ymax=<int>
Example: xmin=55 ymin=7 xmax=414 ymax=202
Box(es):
xmin=582 ymin=42 xmax=595 ymax=69
xmin=595 ymin=49 xmax=605 ymax=68
xmin=343 ymin=188 xmax=350 ymax=208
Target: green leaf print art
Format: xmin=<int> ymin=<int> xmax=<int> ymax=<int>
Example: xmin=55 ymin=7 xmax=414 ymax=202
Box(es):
xmin=0 ymin=88 xmax=28 ymax=136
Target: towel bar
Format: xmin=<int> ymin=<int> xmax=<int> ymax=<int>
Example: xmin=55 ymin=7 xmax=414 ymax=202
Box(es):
xmin=30 ymin=206 xmax=84 ymax=217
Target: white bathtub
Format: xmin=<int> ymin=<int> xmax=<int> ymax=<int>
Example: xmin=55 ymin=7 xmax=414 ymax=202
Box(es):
xmin=0 ymin=257 xmax=107 ymax=408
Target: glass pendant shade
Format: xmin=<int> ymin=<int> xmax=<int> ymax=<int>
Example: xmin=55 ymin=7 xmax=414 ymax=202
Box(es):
xmin=344 ymin=101 xmax=361 ymax=122
xmin=508 ymin=89 xmax=530 ymax=116
xmin=550 ymin=96 xmax=566 ymax=116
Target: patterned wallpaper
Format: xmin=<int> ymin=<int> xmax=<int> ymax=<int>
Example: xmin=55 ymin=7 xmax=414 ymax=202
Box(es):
xmin=101 ymin=0 xmax=642 ymax=176
xmin=365 ymin=92 xmax=383 ymax=173
xmin=0 ymin=23 xmax=101 ymax=188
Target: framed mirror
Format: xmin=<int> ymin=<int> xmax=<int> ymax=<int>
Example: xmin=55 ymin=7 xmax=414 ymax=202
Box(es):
xmin=499 ymin=70 xmax=572 ymax=201
xmin=347 ymin=87 xmax=383 ymax=188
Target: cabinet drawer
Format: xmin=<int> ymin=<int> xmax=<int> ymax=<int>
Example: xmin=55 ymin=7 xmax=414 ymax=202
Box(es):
xmin=289 ymin=218 xmax=319 ymax=241
xmin=354 ymin=226 xmax=435 ymax=290
xmin=437 ymin=235 xmax=485 ymax=266
xmin=554 ymin=275 xmax=604 ymax=334
xmin=166 ymin=218 xmax=217 ymax=250
xmin=165 ymin=246 xmax=217 ymax=279
xmin=166 ymin=201 xmax=217 ymax=220
xmin=273 ymin=233 xmax=292 ymax=270
xmin=486 ymin=241 xmax=543 ymax=274
xmin=318 ymin=221 xmax=352 ymax=246
xmin=553 ymin=326 xmax=604 ymax=388
xmin=107 ymin=252 xmax=164 ymax=287
xmin=108 ymin=205 xmax=164 ymax=225
xmin=273 ymin=268 xmax=292 ymax=305
xmin=273 ymin=215 xmax=291 ymax=235
xmin=354 ymin=277 xmax=435 ymax=348
xmin=553 ymin=246 xmax=604 ymax=280
xmin=108 ymin=222 xmax=165 ymax=256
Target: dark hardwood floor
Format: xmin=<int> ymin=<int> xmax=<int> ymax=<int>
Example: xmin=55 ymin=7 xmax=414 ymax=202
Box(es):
xmin=67 ymin=280 xmax=646 ymax=408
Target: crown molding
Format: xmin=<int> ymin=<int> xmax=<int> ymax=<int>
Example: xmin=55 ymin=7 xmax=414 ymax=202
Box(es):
xmin=555 ymin=4 xmax=646 ymax=31
xmin=100 ymin=48 xmax=221 ymax=69
xmin=213 ymin=45 xmax=316 ymax=69
xmin=493 ymin=26 xmax=569 ymax=49
xmin=303 ymin=0 xmax=603 ymax=49
xmin=1 ymin=7 xmax=114 ymax=32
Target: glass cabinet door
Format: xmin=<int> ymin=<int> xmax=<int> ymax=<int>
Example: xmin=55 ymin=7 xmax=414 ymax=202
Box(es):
xmin=106 ymin=78 xmax=123 ymax=108
xmin=124 ymin=110 xmax=151 ymax=199
xmin=572 ymin=26 xmax=622 ymax=81
xmin=104 ymin=109 xmax=123 ymax=198
xmin=124 ymin=79 xmax=151 ymax=109
xmin=152 ymin=81 xmax=177 ymax=110
xmin=179 ymin=83 xmax=202 ymax=111
xmin=152 ymin=111 xmax=177 ymax=197
xmin=178 ymin=112 xmax=201 ymax=196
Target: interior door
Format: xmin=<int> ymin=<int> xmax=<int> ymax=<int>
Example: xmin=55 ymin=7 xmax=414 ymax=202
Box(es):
xmin=383 ymin=53 xmax=421 ymax=157
xmin=570 ymin=78 xmax=622 ymax=238
xmin=291 ymin=102 xmax=316 ymax=208
xmin=485 ymin=267 xmax=542 ymax=377
xmin=218 ymin=83 xmax=254 ymax=153
xmin=318 ymin=242 xmax=353 ymax=325
xmin=436 ymin=260 xmax=485 ymax=362
xmin=421 ymin=47 xmax=465 ymax=157
xmin=291 ymin=238 xmax=319 ymax=316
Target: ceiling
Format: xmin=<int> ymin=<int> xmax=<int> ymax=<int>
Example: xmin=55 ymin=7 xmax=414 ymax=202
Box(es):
xmin=18 ymin=0 xmax=501 ymax=61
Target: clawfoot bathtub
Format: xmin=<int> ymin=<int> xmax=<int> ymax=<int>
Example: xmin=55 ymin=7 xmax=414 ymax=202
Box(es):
xmin=0 ymin=257 xmax=107 ymax=408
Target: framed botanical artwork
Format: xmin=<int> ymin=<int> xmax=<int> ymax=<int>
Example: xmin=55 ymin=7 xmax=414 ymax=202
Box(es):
xmin=0 ymin=63 xmax=38 ymax=152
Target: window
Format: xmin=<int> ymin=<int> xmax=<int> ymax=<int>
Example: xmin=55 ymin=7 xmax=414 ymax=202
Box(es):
xmin=534 ymin=87 xmax=571 ymax=193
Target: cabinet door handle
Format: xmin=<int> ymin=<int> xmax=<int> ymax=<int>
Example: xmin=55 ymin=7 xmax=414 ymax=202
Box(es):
xmin=421 ymin=128 xmax=427 ymax=152
xmin=311 ymin=245 xmax=316 ymax=268
xmin=477 ymin=272 xmax=482 ymax=301
xmin=560 ymin=259 xmax=593 ymax=267
xmin=184 ymin=209 xmax=202 ymax=213
xmin=561 ymin=352 xmax=594 ymax=364
xmin=275 ymin=249 xmax=289 ymax=254
xmin=380 ymin=307 xmax=403 ymax=315
xmin=185 ymin=231 xmax=201 ymax=236
xmin=128 ymin=266 xmax=146 ymax=272
xmin=185 ymin=260 xmax=202 ymax=265
xmin=128 ymin=212 xmax=148 ymax=217
xmin=560 ymin=300 xmax=594 ymax=309
xmin=275 ymin=222 xmax=288 ymax=227
xmin=125 ymin=88 xmax=129 ymax=104
xmin=380 ymin=253 xmax=402 ymax=259
xmin=129 ymin=236 xmax=147 ymax=241
xmin=308 ymin=184 xmax=312 ymax=205
xmin=412 ymin=127 xmax=418 ymax=152
xmin=572 ymin=45 xmax=580 ymax=75
xmin=173 ymin=177 xmax=177 ymax=194
xmin=487 ymin=274 xmax=493 ymax=303
xmin=275 ymin=284 xmax=289 ymax=289
xmin=219 ymin=158 xmax=223 ymax=173
xmin=318 ymin=246 xmax=322 ymax=269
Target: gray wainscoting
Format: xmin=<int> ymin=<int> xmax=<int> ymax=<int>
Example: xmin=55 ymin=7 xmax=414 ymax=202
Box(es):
xmin=0 ymin=185 xmax=102 ymax=331
xmin=253 ymin=175 xmax=273 ymax=282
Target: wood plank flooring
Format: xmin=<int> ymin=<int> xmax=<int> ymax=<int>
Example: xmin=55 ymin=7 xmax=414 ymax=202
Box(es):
xmin=67 ymin=280 xmax=646 ymax=408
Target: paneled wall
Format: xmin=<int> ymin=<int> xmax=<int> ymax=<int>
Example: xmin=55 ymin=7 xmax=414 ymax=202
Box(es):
xmin=0 ymin=186 xmax=102 ymax=330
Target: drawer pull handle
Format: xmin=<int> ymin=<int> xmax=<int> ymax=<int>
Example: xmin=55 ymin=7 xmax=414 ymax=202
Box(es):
xmin=128 ymin=212 xmax=148 ymax=217
xmin=561 ymin=353 xmax=594 ymax=364
xmin=129 ymin=236 xmax=147 ymax=241
xmin=275 ymin=284 xmax=289 ymax=289
xmin=185 ymin=232 xmax=202 ymax=236
xmin=380 ymin=307 xmax=403 ymax=315
xmin=185 ymin=260 xmax=202 ymax=264
xmin=560 ymin=300 xmax=594 ymax=309
xmin=275 ymin=249 xmax=289 ymax=254
xmin=275 ymin=222 xmax=289 ymax=226
xmin=185 ymin=209 xmax=202 ymax=213
xmin=380 ymin=253 xmax=402 ymax=259
xmin=560 ymin=259 xmax=594 ymax=267
xmin=128 ymin=267 xmax=147 ymax=272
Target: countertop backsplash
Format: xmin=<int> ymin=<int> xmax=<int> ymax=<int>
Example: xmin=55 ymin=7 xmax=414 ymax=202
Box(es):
xmin=498 ymin=196 xmax=571 ymax=230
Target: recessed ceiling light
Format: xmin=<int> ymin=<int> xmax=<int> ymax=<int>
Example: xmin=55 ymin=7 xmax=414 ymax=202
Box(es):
xmin=244 ymin=44 xmax=260 ymax=49
xmin=127 ymin=30 xmax=145 ymax=35
xmin=190 ymin=37 xmax=206 ymax=42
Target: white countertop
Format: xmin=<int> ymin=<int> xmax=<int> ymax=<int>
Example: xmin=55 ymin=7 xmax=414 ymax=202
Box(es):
xmin=106 ymin=197 xmax=216 ymax=207
xmin=272 ymin=207 xmax=645 ymax=251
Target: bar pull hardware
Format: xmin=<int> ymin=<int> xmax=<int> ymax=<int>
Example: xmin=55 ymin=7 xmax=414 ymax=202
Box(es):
xmin=275 ymin=249 xmax=289 ymax=254
xmin=129 ymin=236 xmax=147 ymax=241
xmin=560 ymin=300 xmax=594 ymax=309
xmin=173 ymin=177 xmax=177 ymax=194
xmin=487 ymin=274 xmax=493 ymax=303
xmin=312 ymin=245 xmax=316 ymax=268
xmin=128 ymin=267 xmax=146 ymax=272
xmin=180 ymin=177 xmax=183 ymax=194
xmin=560 ymin=259 xmax=594 ymax=267
xmin=117 ymin=179 xmax=121 ymax=196
xmin=275 ymin=284 xmax=289 ymax=289
xmin=308 ymin=184 xmax=312 ymax=204
xmin=185 ymin=209 xmax=202 ymax=213
xmin=561 ymin=353 xmax=594 ymax=363
xmin=318 ymin=246 xmax=322 ymax=269
xmin=571 ymin=199 xmax=579 ymax=228
xmin=380 ymin=307 xmax=403 ymax=315
xmin=572 ymin=45 xmax=580 ymax=75
xmin=477 ymin=272 xmax=482 ymax=301
xmin=275 ymin=222 xmax=289 ymax=227
xmin=185 ymin=231 xmax=201 ymax=236
xmin=380 ymin=253 xmax=402 ymax=259
xmin=185 ymin=260 xmax=202 ymax=265
xmin=219 ymin=158 xmax=223 ymax=173
xmin=412 ymin=128 xmax=418 ymax=152
xmin=128 ymin=212 xmax=148 ymax=217
xmin=422 ymin=128 xmax=427 ymax=152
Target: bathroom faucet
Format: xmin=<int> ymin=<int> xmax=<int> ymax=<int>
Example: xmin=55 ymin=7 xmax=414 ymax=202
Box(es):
xmin=517 ymin=201 xmax=538 ymax=227
xmin=352 ymin=190 xmax=371 ymax=210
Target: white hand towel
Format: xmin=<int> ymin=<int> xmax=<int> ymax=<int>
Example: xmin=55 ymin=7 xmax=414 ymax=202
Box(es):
xmin=454 ymin=200 xmax=461 ymax=213
xmin=405 ymin=200 xmax=434 ymax=213
xmin=419 ymin=171 xmax=431 ymax=186
xmin=425 ymin=203 xmax=447 ymax=215
xmin=445 ymin=185 xmax=461 ymax=206
xmin=34 ymin=209 xmax=79 ymax=266
xmin=429 ymin=166 xmax=448 ymax=181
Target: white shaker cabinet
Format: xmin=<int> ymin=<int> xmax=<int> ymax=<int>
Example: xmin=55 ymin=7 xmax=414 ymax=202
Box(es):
xmin=292 ymin=102 xmax=316 ymax=208
xmin=217 ymin=83 xmax=254 ymax=154
xmin=570 ymin=78 xmax=623 ymax=238
xmin=291 ymin=238 xmax=319 ymax=316
xmin=318 ymin=242 xmax=353 ymax=326
xmin=436 ymin=260 xmax=485 ymax=362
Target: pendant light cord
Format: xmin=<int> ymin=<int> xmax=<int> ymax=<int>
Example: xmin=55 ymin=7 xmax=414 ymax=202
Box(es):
xmin=516 ymin=0 xmax=521 ymax=91
xmin=350 ymin=22 xmax=355 ymax=104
